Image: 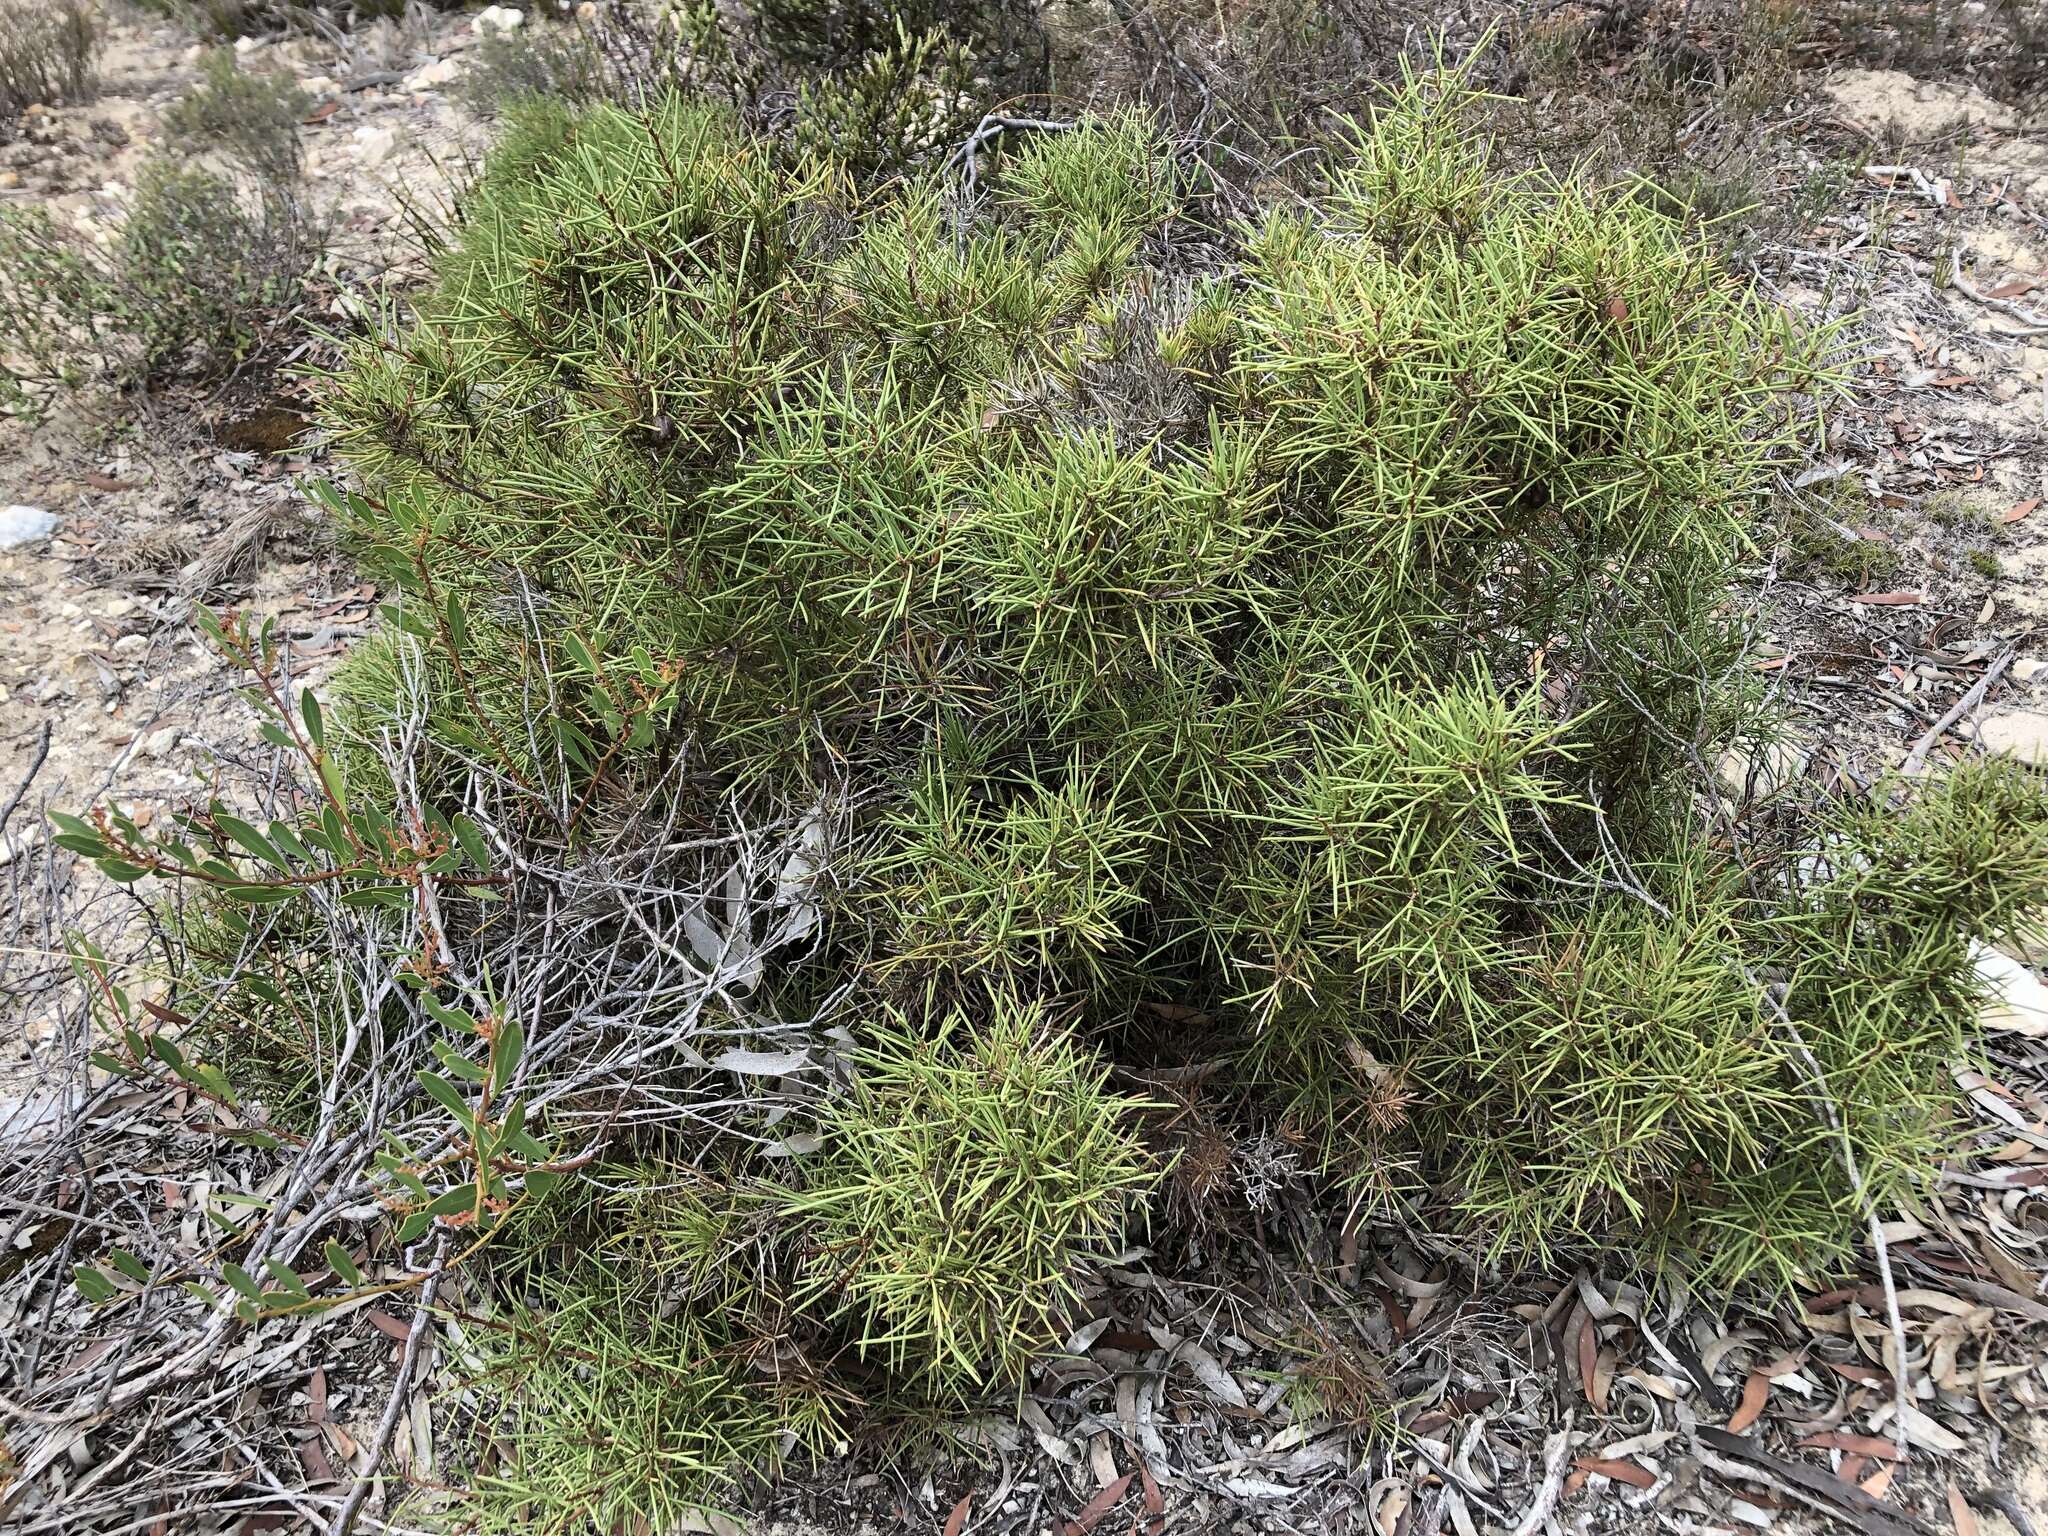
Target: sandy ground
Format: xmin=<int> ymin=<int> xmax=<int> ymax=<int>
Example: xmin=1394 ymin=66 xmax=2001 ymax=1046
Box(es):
xmin=0 ymin=3 xmax=489 ymax=1088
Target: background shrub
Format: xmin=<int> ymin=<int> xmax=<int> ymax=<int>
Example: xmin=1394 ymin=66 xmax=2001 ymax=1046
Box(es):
xmin=133 ymin=0 xmax=466 ymax=43
xmin=0 ymin=0 xmax=97 ymax=132
xmin=163 ymin=47 xmax=311 ymax=180
xmin=459 ymin=0 xmax=1031 ymax=181
xmin=0 ymin=162 xmax=319 ymax=406
xmin=0 ymin=46 xmax=322 ymax=409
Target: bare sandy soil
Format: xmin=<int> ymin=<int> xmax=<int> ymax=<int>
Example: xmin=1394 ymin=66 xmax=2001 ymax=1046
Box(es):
xmin=0 ymin=4 xmax=486 ymax=1090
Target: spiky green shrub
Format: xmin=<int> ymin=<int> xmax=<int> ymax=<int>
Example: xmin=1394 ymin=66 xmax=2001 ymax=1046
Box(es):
xmin=440 ymin=1002 xmax=1148 ymax=1526
xmin=778 ymin=996 xmax=1155 ymax=1384
xmin=459 ymin=1266 xmax=837 ymax=1534
xmin=313 ymin=62 xmax=2046 ymax=1314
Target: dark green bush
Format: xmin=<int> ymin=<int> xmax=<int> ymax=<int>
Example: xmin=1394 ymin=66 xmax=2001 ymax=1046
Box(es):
xmin=459 ymin=0 xmax=1004 ymax=182
xmin=0 ymin=0 xmax=97 ymax=130
xmin=307 ymin=66 xmax=2048 ymax=1304
xmin=162 ymin=47 xmax=310 ymax=180
xmin=753 ymin=0 xmax=1047 ymax=94
xmin=0 ymin=159 xmax=318 ymax=407
xmin=134 ymin=0 xmax=463 ymax=42
xmin=0 ymin=46 xmax=323 ymax=412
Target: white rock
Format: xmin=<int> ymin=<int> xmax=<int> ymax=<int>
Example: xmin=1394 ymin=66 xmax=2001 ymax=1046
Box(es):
xmin=112 ymin=633 xmax=148 ymax=659
xmin=141 ymin=727 xmax=183 ymax=760
xmin=0 ymin=505 xmax=57 ymax=550
xmin=472 ymin=5 xmax=525 ymax=33
xmin=233 ymin=34 xmax=264 ymax=54
xmin=2014 ymin=657 xmax=2047 ymax=684
xmin=1717 ymin=739 xmax=1807 ymax=802
xmin=300 ymin=74 xmax=339 ymax=97
xmin=1981 ymin=709 xmax=2048 ymax=763
xmin=1976 ymin=941 xmax=2048 ymax=1034
xmin=405 ymin=57 xmax=463 ymax=91
xmin=352 ymin=125 xmax=400 ymax=165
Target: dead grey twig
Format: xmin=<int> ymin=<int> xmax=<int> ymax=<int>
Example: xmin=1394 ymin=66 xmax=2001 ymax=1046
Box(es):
xmin=0 ymin=718 xmax=52 ymax=842
xmin=327 ymin=1236 xmax=448 ymax=1536
xmin=1507 ymin=1414 xmax=1574 ymax=1536
xmin=1901 ymin=647 xmax=2015 ymax=774
xmin=1763 ymin=996 xmax=1913 ymax=1458
xmin=1696 ymin=1428 xmax=1922 ymax=1536
xmin=947 ymin=113 xmax=1072 ymax=196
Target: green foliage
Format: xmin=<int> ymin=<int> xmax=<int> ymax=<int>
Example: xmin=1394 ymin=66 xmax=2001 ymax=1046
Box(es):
xmin=787 ymin=18 xmax=975 ymax=181
xmin=0 ymin=205 xmax=117 ymax=398
xmin=57 ymin=608 xmax=563 ymax=1315
xmin=46 ymin=45 xmax=2048 ymax=1527
xmin=777 ymin=995 xmax=1155 ymax=1385
xmin=1420 ymin=875 xmax=1796 ymax=1277
xmin=116 ymin=161 xmax=313 ymax=378
xmin=0 ymin=0 xmax=96 ymax=128
xmin=458 ymin=0 xmax=1031 ymax=183
xmin=1784 ymin=499 xmax=1898 ymax=587
xmin=460 ymin=13 xmax=633 ymax=114
xmin=458 ymin=1266 xmax=835 ymax=1535
xmin=0 ymin=138 xmax=320 ymax=408
xmin=163 ymin=48 xmax=309 ymax=180
xmin=133 ymin=0 xmax=459 ymax=42
xmin=753 ymin=0 xmax=1047 ymax=96
xmin=311 ymin=67 xmax=2030 ymax=1294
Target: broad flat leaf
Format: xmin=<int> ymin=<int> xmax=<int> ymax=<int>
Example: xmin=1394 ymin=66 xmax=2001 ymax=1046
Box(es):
xmin=680 ymin=902 xmax=726 ymax=966
xmin=1172 ymin=1340 xmax=1247 ymax=1409
xmin=1064 ymin=1473 xmax=1133 ymax=1535
xmin=1948 ymin=1481 xmax=1979 ymax=1536
xmin=1573 ymin=1458 xmax=1657 ymax=1490
xmin=1727 ymin=1370 xmax=1769 ymax=1433
xmin=1889 ymin=1403 xmax=1965 ymax=1455
xmin=711 ymin=1046 xmax=810 ymax=1077
xmin=326 ymin=1241 xmax=363 ymax=1288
